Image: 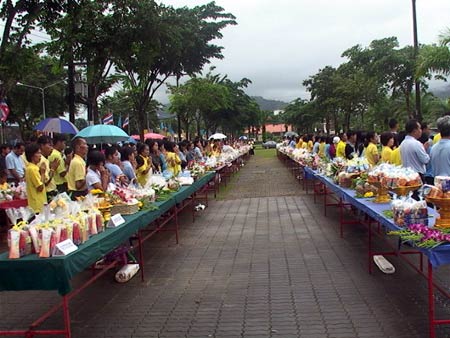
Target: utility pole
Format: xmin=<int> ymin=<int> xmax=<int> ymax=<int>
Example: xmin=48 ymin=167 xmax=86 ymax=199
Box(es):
xmin=412 ymin=0 xmax=422 ymax=122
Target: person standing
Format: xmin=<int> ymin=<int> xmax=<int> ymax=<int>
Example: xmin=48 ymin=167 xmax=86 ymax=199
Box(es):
xmin=67 ymin=138 xmax=88 ymax=199
xmin=0 ymin=144 xmax=10 ymax=176
xmin=24 ymin=143 xmax=46 ymax=213
xmin=336 ymin=133 xmax=347 ymax=158
xmin=380 ymin=132 xmax=394 ymax=163
xmin=431 ymin=115 xmax=450 ymax=177
xmin=5 ymin=142 xmax=25 ymax=184
xmin=388 ymin=118 xmax=399 ymax=148
xmin=400 ymin=119 xmax=430 ymax=179
xmin=136 ymin=143 xmax=152 ymax=187
xmin=364 ymin=132 xmax=380 ymax=166
xmin=37 ymin=136 xmax=60 ymax=200
xmin=345 ymin=131 xmax=357 ymax=160
xmin=49 ymin=134 xmax=67 ymax=193
xmin=86 ymin=150 xmax=110 ymax=191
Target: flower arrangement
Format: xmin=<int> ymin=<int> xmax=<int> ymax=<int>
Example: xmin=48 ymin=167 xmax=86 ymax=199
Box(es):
xmin=388 ymin=223 xmax=450 ymax=249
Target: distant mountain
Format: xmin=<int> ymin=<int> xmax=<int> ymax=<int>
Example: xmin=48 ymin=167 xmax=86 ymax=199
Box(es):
xmin=431 ymin=84 xmax=450 ymax=99
xmin=252 ymin=96 xmax=289 ymax=111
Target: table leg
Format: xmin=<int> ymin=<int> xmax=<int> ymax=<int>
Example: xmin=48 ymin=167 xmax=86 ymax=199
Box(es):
xmin=62 ymin=295 xmax=71 ymax=338
xmin=428 ymin=260 xmax=435 ymax=338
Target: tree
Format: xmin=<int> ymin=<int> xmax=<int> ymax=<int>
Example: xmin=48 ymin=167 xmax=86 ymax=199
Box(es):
xmin=417 ymin=28 xmax=450 ymax=79
xmin=7 ymin=54 xmax=66 ymax=139
xmin=0 ymin=0 xmax=64 ymax=98
xmin=113 ymin=0 xmax=236 ymax=141
xmin=45 ymin=0 xmax=121 ymax=124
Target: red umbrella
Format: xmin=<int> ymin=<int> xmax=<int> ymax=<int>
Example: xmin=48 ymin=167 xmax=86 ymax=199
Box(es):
xmin=131 ymin=132 xmax=165 ymax=140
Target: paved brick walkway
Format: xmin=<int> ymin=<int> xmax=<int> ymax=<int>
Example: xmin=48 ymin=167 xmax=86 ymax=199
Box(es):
xmin=3 ymin=151 xmax=450 ymax=337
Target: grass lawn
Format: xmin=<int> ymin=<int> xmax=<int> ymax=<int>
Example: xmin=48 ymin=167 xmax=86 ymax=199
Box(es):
xmin=254 ymin=146 xmax=276 ymax=158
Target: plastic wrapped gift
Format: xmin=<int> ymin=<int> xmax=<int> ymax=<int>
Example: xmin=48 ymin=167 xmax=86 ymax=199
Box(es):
xmin=391 ymin=195 xmax=428 ymax=227
xmin=435 ymin=176 xmax=450 ymax=193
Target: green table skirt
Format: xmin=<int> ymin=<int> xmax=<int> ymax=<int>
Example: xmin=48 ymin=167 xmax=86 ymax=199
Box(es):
xmin=0 ymin=172 xmax=215 ymax=295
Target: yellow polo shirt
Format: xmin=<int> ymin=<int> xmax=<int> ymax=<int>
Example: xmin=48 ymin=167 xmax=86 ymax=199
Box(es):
xmin=381 ymin=146 xmax=393 ymax=163
xmin=390 ymin=147 xmax=402 ymax=166
xmin=67 ymin=154 xmax=86 ymax=191
xmin=136 ymin=155 xmax=150 ymax=187
xmin=166 ymin=152 xmax=181 ymax=177
xmin=365 ymin=142 xmax=379 ymax=166
xmin=434 ymin=133 xmax=441 ymax=144
xmin=25 ymin=163 xmax=46 ymax=213
xmin=336 ymin=141 xmax=346 ymax=158
xmin=48 ymin=149 xmax=65 ymax=186
xmin=40 ymin=156 xmax=56 ymax=193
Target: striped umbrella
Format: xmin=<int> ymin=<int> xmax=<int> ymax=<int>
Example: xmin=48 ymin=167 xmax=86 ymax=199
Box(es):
xmin=34 ymin=117 xmax=79 ymax=134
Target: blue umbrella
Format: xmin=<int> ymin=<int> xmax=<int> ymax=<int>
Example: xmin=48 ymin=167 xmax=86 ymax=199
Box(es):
xmin=34 ymin=117 xmax=79 ymax=134
xmin=74 ymin=124 xmax=130 ymax=144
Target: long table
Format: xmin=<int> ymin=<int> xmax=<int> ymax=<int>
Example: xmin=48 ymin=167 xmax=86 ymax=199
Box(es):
xmin=300 ymin=166 xmax=450 ymax=338
xmin=0 ymin=171 xmax=215 ymax=338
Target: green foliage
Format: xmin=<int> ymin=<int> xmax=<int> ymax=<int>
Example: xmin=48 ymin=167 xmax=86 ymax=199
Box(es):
xmin=169 ymin=70 xmax=259 ymax=139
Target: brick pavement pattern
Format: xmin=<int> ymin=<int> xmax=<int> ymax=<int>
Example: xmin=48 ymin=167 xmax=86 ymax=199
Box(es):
xmin=2 ymin=151 xmax=450 ymax=337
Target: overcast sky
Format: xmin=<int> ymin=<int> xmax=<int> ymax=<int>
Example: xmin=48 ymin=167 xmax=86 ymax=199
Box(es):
xmin=156 ymin=0 xmax=450 ymax=104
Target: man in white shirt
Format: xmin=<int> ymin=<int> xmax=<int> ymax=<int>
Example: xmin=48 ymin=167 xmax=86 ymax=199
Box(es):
xmin=5 ymin=142 xmax=25 ymax=184
xmin=400 ymin=119 xmax=430 ymax=176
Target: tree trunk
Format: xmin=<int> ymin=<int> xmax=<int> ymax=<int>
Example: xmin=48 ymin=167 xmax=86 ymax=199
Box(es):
xmin=177 ymin=113 xmax=182 ymax=140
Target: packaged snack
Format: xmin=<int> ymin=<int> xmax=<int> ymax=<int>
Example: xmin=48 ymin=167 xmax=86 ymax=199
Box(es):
xmin=28 ymin=226 xmax=40 ymax=254
xmin=96 ymin=212 xmax=104 ymax=233
xmin=39 ymin=228 xmax=53 ymax=258
xmin=72 ymin=222 xmax=81 ymax=245
xmin=19 ymin=229 xmax=32 ymax=256
xmin=8 ymin=230 xmax=20 ymax=259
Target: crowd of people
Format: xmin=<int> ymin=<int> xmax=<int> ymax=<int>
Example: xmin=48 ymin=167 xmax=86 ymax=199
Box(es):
xmin=0 ymin=135 xmax=240 ymax=213
xmin=284 ymin=114 xmax=450 ymax=186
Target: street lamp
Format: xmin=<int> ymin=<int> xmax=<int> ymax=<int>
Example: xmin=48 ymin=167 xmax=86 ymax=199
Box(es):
xmin=17 ymin=80 xmax=65 ymax=119
xmin=411 ymin=0 xmax=421 ymax=121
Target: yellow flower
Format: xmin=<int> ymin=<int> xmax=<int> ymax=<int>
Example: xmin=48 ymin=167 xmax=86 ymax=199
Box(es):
xmin=364 ymin=191 xmax=374 ymax=198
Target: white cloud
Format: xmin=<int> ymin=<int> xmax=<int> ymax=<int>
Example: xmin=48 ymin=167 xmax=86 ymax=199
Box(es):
xmin=156 ymin=0 xmax=450 ymax=103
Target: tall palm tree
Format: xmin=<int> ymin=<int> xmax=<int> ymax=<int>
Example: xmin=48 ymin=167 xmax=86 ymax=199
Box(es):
xmin=417 ymin=28 xmax=450 ymax=77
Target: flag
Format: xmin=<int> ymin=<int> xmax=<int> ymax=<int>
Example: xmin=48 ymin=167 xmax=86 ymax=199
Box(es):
xmin=122 ymin=116 xmax=129 ymax=129
xmin=102 ymin=112 xmax=113 ymax=125
xmin=0 ymin=100 xmax=10 ymax=122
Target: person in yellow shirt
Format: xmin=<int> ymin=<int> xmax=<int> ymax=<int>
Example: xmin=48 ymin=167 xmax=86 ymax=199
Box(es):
xmin=136 ymin=143 xmax=151 ymax=187
xmin=390 ymin=131 xmax=406 ymax=166
xmin=336 ymin=133 xmax=347 ymax=158
xmin=67 ymin=137 xmax=88 ymax=200
xmin=24 ymin=143 xmax=46 ymax=213
xmin=164 ymin=141 xmax=182 ymax=177
xmin=365 ymin=131 xmax=380 ymax=166
xmin=295 ymin=137 xmax=303 ymax=149
xmin=433 ymin=132 xmax=441 ymax=144
xmin=37 ymin=135 xmax=60 ymax=200
xmin=380 ymin=132 xmax=394 ymax=163
xmin=50 ymin=134 xmax=67 ymax=193
xmin=318 ymin=137 xmax=326 ymax=158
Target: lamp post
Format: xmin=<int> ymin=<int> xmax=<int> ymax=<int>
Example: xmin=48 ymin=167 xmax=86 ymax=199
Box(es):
xmin=17 ymin=80 xmax=65 ymax=119
xmin=411 ymin=0 xmax=422 ymax=121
